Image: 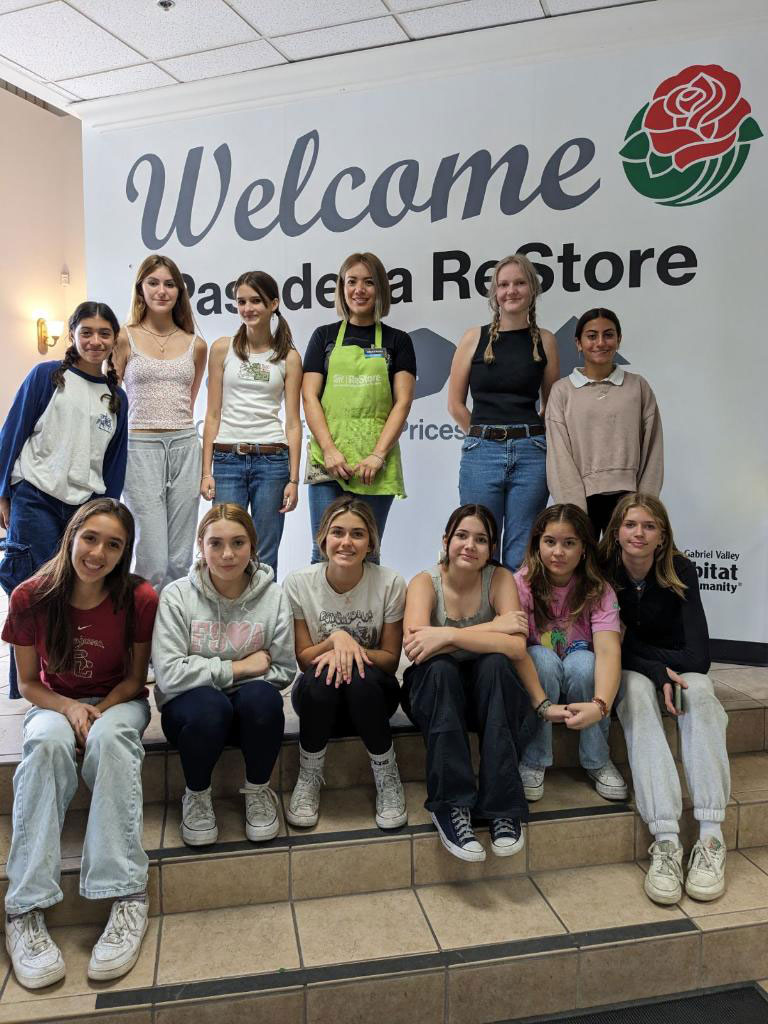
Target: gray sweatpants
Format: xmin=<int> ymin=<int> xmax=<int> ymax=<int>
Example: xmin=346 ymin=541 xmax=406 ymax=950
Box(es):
xmin=122 ymin=429 xmax=201 ymax=591
xmin=616 ymin=670 xmax=730 ymax=836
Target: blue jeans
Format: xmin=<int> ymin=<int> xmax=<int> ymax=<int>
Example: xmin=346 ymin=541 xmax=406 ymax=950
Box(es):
xmin=0 ymin=481 xmax=83 ymax=698
xmin=307 ymin=481 xmax=394 ymax=564
xmin=520 ymin=646 xmax=610 ymax=771
xmin=5 ymin=698 xmax=150 ymax=914
xmin=212 ymin=448 xmax=290 ymax=578
xmin=458 ymin=430 xmax=548 ymax=571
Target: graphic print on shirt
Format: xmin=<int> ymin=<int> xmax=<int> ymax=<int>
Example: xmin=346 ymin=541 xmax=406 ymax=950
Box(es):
xmin=73 ymin=637 xmax=105 ymax=678
xmin=96 ymin=412 xmax=113 ymax=433
xmin=317 ymin=609 xmax=378 ymax=647
xmin=238 ymin=361 xmax=270 ymax=384
xmin=190 ymin=619 xmax=265 ymax=654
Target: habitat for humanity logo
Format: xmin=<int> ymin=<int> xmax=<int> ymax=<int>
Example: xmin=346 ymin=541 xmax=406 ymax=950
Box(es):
xmin=620 ymin=64 xmax=762 ymax=206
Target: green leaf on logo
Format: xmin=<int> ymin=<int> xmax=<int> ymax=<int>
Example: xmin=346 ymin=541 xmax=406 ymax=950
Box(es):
xmin=619 ymin=131 xmax=649 ymax=161
xmin=664 ymin=144 xmax=751 ymax=206
xmin=738 ymin=116 xmax=763 ymax=143
xmin=648 ymin=151 xmax=673 ymax=177
xmin=622 ymin=158 xmax=705 ymax=203
xmin=624 ymin=103 xmax=649 ymax=139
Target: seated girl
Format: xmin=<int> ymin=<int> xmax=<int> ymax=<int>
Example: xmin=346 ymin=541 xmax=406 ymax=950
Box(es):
xmin=402 ymin=504 xmax=570 ymax=863
xmin=515 ymin=504 xmax=625 ymax=802
xmin=153 ymin=503 xmax=295 ymax=846
xmin=2 ymin=499 xmax=157 ymax=990
xmin=600 ymin=493 xmax=730 ymax=904
xmin=283 ymin=496 xmax=407 ymax=830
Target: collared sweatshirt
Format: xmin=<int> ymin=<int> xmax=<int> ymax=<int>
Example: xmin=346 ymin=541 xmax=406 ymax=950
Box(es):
xmin=152 ymin=561 xmax=296 ymax=709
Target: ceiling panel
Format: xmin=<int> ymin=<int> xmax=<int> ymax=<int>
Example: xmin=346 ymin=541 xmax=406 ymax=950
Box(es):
xmin=545 ymin=0 xmax=640 ymax=12
xmin=230 ymin=0 xmax=388 ymax=37
xmin=160 ymin=39 xmax=286 ymax=82
xmin=274 ymin=16 xmax=407 ymax=61
xmin=0 ymin=0 xmax=48 ymax=13
xmin=68 ymin=0 xmax=257 ymax=61
xmin=400 ymin=0 xmax=543 ymax=37
xmin=59 ymin=62 xmax=176 ymax=99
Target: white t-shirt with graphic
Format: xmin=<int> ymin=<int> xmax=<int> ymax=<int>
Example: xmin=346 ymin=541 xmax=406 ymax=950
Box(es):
xmin=216 ymin=339 xmax=287 ymax=444
xmin=283 ymin=562 xmax=406 ymax=649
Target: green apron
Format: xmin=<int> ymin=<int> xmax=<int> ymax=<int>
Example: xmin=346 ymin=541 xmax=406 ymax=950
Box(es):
xmin=309 ymin=320 xmax=406 ymax=498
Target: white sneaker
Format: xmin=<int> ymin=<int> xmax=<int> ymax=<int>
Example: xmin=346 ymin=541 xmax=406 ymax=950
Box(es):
xmin=587 ymin=761 xmax=628 ymax=801
xmin=286 ymin=765 xmax=324 ymax=828
xmin=241 ymin=784 xmax=280 ymax=841
xmin=371 ymin=759 xmax=407 ymax=829
xmin=644 ymin=840 xmax=684 ymax=904
xmin=5 ymin=911 xmax=65 ymax=990
xmin=88 ymin=899 xmax=149 ymax=981
xmin=181 ymin=787 xmax=218 ymax=846
xmin=520 ymin=764 xmax=545 ymax=802
xmin=685 ymin=838 xmax=726 ymax=901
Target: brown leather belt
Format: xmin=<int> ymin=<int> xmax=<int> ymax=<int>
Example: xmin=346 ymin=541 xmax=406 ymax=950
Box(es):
xmin=213 ymin=442 xmax=288 ymax=455
xmin=468 ymin=424 xmax=546 ymax=441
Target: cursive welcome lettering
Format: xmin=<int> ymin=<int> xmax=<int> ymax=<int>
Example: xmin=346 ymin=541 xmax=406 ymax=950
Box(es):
xmin=126 ymin=129 xmax=599 ymax=249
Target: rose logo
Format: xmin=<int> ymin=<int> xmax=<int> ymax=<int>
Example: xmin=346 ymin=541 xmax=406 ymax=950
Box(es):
xmin=620 ymin=65 xmax=762 ymax=206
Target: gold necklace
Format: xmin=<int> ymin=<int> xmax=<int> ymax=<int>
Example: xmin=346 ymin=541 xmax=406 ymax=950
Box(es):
xmin=140 ymin=323 xmax=179 ymax=354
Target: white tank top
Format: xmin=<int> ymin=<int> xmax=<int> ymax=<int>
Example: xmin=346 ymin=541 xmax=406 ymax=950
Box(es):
xmin=216 ymin=340 xmax=287 ymax=445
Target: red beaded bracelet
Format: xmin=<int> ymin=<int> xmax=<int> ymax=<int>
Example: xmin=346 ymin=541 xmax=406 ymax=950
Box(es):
xmin=592 ymin=697 xmax=608 ymax=718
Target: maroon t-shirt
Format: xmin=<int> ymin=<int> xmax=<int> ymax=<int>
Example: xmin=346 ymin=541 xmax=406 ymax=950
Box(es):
xmin=2 ymin=579 xmax=158 ymax=699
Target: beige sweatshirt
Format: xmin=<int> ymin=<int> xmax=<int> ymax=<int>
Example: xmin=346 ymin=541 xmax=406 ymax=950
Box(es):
xmin=545 ymin=369 xmax=663 ymax=510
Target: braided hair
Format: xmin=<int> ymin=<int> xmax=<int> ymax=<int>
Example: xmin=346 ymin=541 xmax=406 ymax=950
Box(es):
xmin=484 ymin=254 xmax=543 ymax=365
xmin=51 ymin=301 xmax=122 ymax=414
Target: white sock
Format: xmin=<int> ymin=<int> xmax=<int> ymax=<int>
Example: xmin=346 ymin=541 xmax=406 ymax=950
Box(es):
xmin=654 ymin=831 xmax=680 ymax=846
xmin=699 ymin=821 xmax=724 ymax=844
xmin=242 ymin=780 xmax=270 ymax=792
xmin=368 ymin=745 xmax=396 ymax=768
xmin=299 ymin=744 xmax=326 ymax=769
xmin=185 ymin=785 xmax=211 ymax=795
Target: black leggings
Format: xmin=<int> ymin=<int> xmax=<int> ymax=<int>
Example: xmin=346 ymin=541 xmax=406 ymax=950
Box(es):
xmin=586 ymin=491 xmax=628 ymax=540
xmin=291 ymin=664 xmax=401 ymax=756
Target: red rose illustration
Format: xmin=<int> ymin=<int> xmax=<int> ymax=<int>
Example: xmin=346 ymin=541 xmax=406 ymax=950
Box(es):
xmin=643 ymin=64 xmax=752 ymax=170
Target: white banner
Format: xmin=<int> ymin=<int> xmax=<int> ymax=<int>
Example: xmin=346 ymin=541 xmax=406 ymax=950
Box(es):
xmin=82 ymin=33 xmax=768 ymax=649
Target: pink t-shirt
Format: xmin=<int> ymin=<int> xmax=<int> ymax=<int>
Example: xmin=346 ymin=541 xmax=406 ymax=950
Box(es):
xmin=513 ymin=569 xmax=620 ymax=659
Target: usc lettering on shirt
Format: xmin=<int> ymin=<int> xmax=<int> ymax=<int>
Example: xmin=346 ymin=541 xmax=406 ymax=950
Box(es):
xmin=190 ymin=620 xmax=265 ymax=654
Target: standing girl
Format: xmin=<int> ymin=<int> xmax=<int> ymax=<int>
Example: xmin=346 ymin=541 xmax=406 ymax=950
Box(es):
xmin=402 ymin=504 xmax=570 ymax=863
xmin=152 ymin=503 xmax=296 ymax=847
xmin=0 ymin=302 xmax=128 ymax=698
xmin=114 ymin=254 xmax=207 ymax=590
xmin=448 ymin=254 xmax=559 ymax=571
xmin=302 ymin=252 xmax=416 ymax=562
xmin=600 ymin=494 xmax=729 ymax=905
xmin=546 ymin=308 xmax=663 ymax=539
xmin=515 ymin=504 xmax=625 ymax=803
xmin=201 ymin=271 xmax=301 ymax=578
xmin=283 ymin=496 xmax=407 ymax=830
xmin=2 ymin=499 xmax=157 ymax=989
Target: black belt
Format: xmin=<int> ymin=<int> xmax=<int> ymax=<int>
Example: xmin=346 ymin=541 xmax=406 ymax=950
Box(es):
xmin=468 ymin=424 xmax=545 ymax=441
xmin=214 ymin=442 xmax=288 ymax=455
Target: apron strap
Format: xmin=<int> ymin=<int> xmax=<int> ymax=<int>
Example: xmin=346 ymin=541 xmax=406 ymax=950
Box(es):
xmin=333 ymin=321 xmax=382 ymax=348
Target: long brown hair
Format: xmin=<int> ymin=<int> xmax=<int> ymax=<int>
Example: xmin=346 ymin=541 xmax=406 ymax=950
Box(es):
xmin=522 ymin=504 xmax=606 ymax=631
xmin=197 ymin=502 xmax=261 ymax=568
xmin=50 ymin=301 xmax=122 ymax=415
xmin=127 ymin=254 xmax=195 ymax=334
xmin=232 ymin=271 xmax=293 ymax=363
xmin=23 ymin=500 xmax=139 ymax=674
xmin=486 ymin=253 xmax=542 ymax=365
xmin=599 ymin=492 xmax=687 ymax=599
xmin=440 ymin=504 xmax=499 ymax=565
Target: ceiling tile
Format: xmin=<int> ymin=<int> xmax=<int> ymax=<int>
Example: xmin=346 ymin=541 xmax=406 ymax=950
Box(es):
xmin=230 ymin=0 xmax=388 ymax=37
xmin=275 ymin=16 xmax=407 ymax=60
xmin=0 ymin=1 xmax=143 ymax=79
xmin=59 ymin=62 xmax=175 ymax=99
xmin=68 ymin=0 xmax=257 ymax=61
xmin=384 ymin=0 xmax=463 ymax=10
xmin=0 ymin=0 xmax=49 ymax=14
xmin=160 ymin=39 xmax=285 ymax=82
xmin=545 ymin=0 xmax=640 ymax=12
xmin=400 ymin=0 xmax=543 ymax=38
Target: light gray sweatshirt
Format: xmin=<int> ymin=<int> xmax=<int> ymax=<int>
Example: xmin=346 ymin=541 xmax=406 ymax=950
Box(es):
xmin=152 ymin=561 xmax=296 ymax=709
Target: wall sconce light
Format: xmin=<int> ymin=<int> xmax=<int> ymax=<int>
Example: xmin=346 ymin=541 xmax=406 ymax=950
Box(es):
xmin=37 ymin=318 xmax=64 ymax=354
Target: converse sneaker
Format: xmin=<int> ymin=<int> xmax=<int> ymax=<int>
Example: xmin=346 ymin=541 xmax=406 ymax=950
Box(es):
xmin=431 ymin=806 xmax=486 ymax=862
xmin=241 ymin=784 xmax=280 ymax=842
xmin=181 ymin=787 xmax=218 ymax=846
xmin=644 ymin=840 xmax=684 ymax=904
xmin=587 ymin=761 xmax=628 ymax=801
xmin=520 ymin=764 xmax=545 ymax=802
xmin=286 ymin=765 xmax=324 ymax=828
xmin=5 ymin=911 xmax=65 ymax=990
xmin=685 ymin=838 xmax=726 ymax=901
xmin=490 ymin=817 xmax=525 ymax=857
xmin=88 ymin=899 xmax=149 ymax=981
xmin=370 ymin=756 xmax=407 ymax=829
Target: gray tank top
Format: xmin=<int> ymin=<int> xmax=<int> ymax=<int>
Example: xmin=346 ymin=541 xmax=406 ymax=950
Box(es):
xmin=428 ymin=563 xmax=496 ymax=627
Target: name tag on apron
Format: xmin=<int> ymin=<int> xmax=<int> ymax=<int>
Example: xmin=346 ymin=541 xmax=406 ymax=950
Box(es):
xmin=363 ymin=348 xmax=389 ymax=363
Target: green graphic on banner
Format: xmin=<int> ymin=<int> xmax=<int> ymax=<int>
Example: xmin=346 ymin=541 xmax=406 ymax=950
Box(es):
xmin=620 ymin=64 xmax=762 ymax=206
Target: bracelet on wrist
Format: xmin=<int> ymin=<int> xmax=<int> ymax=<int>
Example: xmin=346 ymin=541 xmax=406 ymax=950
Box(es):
xmin=288 ymin=478 xmax=299 ymax=485
xmin=371 ymin=452 xmax=386 ymax=465
xmin=591 ymin=697 xmax=609 ymax=718
xmin=536 ymin=698 xmax=552 ymax=721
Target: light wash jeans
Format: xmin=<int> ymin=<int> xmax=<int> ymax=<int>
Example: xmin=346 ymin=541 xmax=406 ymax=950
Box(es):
xmin=520 ymin=645 xmax=610 ymax=771
xmin=458 ymin=429 xmax=548 ymax=571
xmin=122 ymin=429 xmax=201 ymax=591
xmin=617 ymin=670 xmax=730 ymax=836
xmin=5 ymin=698 xmax=150 ymax=915
xmin=307 ymin=481 xmax=394 ymax=565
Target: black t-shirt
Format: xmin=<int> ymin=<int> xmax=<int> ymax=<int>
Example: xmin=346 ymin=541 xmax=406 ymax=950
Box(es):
xmin=302 ymin=321 xmax=417 ymax=397
xmin=469 ymin=326 xmax=546 ymax=427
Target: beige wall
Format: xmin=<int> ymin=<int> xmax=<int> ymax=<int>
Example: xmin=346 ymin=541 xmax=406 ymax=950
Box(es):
xmin=0 ymin=88 xmax=85 ymax=419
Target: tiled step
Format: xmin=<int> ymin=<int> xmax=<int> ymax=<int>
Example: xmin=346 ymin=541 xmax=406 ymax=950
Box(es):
xmin=2 ymin=851 xmax=768 ymax=1023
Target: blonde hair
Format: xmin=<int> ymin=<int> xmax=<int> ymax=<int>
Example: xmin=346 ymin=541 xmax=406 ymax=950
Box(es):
xmin=335 ymin=252 xmax=391 ymax=321
xmin=486 ymin=253 xmax=542 ymax=365
xmin=128 ymin=254 xmax=195 ymax=334
xmin=197 ymin=503 xmax=260 ymax=566
xmin=599 ymin=492 xmax=687 ymax=600
xmin=315 ymin=495 xmax=380 ymax=561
